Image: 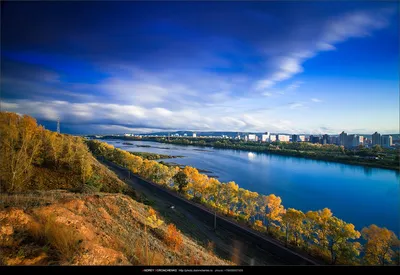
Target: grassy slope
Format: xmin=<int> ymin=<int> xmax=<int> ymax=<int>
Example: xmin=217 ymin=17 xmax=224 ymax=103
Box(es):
xmin=26 ymin=155 xmax=131 ymax=194
xmin=0 ymin=190 xmax=230 ymax=265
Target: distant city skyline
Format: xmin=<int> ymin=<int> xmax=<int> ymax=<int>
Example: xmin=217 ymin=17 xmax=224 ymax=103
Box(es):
xmin=1 ymin=1 xmax=399 ymax=134
xmin=94 ymin=130 xmax=398 ymax=138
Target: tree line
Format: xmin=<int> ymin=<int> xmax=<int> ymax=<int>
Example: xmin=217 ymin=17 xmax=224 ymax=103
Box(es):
xmin=0 ymin=112 xmax=96 ymax=193
xmin=87 ymin=138 xmax=400 ymax=265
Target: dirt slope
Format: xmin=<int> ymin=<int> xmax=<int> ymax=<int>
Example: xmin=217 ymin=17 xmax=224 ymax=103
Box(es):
xmin=0 ymin=190 xmax=231 ymax=266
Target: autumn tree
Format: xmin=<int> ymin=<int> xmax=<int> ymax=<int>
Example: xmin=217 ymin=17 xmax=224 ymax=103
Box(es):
xmin=326 ymin=216 xmax=361 ymax=264
xmin=362 ymin=225 xmax=399 ymax=266
xmin=281 ymin=208 xmax=305 ymax=247
xmin=237 ymin=189 xmax=259 ymax=222
xmin=257 ymin=195 xmax=269 ymax=225
xmin=182 ymin=166 xmax=208 ymax=199
xmin=173 ymin=170 xmax=188 ymax=194
xmin=207 ymin=178 xmax=224 ymax=210
xmin=264 ymin=194 xmax=285 ymax=233
xmin=0 ymin=112 xmax=43 ymax=192
xmin=306 ymin=208 xmax=333 ymax=250
xmin=221 ymin=181 xmax=239 ymax=215
xmin=253 ymin=220 xmax=266 ymax=232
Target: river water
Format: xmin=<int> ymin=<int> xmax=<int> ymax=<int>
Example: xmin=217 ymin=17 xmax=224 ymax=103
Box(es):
xmin=102 ymin=139 xmax=400 ymax=234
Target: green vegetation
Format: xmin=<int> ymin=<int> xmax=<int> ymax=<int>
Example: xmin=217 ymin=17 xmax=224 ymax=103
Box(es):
xmin=128 ymin=151 xmax=182 ymax=160
xmin=87 ymin=138 xmax=400 ymax=265
xmin=149 ymin=138 xmax=399 ymax=171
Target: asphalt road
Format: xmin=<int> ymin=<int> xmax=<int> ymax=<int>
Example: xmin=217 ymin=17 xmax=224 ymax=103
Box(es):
xmin=100 ymin=158 xmax=318 ymax=266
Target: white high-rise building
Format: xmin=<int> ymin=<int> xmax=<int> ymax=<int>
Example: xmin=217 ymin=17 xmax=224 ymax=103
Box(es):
xmin=248 ymin=134 xmax=257 ymax=141
xmin=262 ymin=132 xmax=270 ymax=142
xmin=277 ymin=135 xmax=290 ymax=142
xmin=355 ymin=135 xmax=364 ymax=146
xmin=299 ymin=135 xmax=305 ymax=142
xmin=381 ymin=135 xmax=392 ymax=148
xmin=193 ymin=133 xmax=197 ymax=138
xmin=269 ymin=135 xmax=277 ymax=142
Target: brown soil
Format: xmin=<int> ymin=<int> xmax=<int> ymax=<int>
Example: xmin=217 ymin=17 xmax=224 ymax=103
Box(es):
xmin=0 ymin=191 xmax=230 ymax=266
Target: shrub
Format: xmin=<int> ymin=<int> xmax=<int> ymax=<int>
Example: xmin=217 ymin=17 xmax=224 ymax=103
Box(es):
xmin=164 ymin=224 xmax=183 ymax=251
xmin=86 ymin=174 xmax=102 ymax=191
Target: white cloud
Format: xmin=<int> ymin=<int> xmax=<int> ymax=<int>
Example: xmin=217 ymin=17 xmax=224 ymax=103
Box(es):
xmin=289 ymin=102 xmax=305 ymax=109
xmin=0 ymin=99 xmax=304 ymax=133
xmin=262 ymin=92 xmax=273 ymax=97
xmin=321 ymin=9 xmax=391 ymax=45
xmin=317 ymin=42 xmax=336 ymax=51
xmin=255 ymin=8 xmax=392 ymax=92
xmin=311 ymin=98 xmax=322 ymax=103
xmin=1 ymin=102 xmax=19 ymax=109
xmin=285 ymin=81 xmax=303 ymax=91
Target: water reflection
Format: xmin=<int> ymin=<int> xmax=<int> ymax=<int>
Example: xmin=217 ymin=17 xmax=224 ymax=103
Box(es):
xmin=363 ymin=166 xmax=373 ymax=176
xmin=247 ymin=152 xmax=255 ymax=160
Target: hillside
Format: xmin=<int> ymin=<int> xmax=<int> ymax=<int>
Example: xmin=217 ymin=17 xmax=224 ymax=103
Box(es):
xmin=0 ymin=191 xmax=229 ymax=265
xmin=0 ymin=112 xmax=230 ymax=266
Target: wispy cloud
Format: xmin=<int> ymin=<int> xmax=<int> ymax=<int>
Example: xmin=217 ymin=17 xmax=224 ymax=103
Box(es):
xmin=286 ymin=81 xmax=303 ymax=92
xmin=255 ymin=8 xmax=393 ymax=92
xmin=289 ymin=102 xmax=306 ymax=109
xmin=262 ymin=92 xmax=273 ymax=97
xmin=311 ymin=98 xmax=323 ymax=103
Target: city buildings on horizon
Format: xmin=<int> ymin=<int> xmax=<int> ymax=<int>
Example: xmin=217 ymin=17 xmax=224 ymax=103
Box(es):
xmin=117 ymin=130 xmax=397 ymax=149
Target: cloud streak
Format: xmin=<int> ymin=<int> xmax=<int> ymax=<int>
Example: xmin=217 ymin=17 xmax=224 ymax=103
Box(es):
xmin=311 ymin=98 xmax=322 ymax=103
xmin=255 ymin=8 xmax=393 ymax=92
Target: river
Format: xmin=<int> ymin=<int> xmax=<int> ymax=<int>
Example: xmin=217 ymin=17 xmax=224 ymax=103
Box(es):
xmin=102 ymin=139 xmax=400 ymax=234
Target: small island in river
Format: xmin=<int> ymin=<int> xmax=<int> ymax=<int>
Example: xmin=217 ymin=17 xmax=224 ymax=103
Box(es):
xmin=129 ymin=151 xmax=184 ymax=160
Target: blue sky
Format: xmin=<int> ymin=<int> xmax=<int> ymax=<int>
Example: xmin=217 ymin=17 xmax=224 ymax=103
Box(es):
xmin=1 ymin=1 xmax=398 ymax=134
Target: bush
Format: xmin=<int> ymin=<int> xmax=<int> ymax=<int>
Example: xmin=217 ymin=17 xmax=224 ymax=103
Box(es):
xmin=164 ymin=224 xmax=183 ymax=251
xmin=86 ymin=174 xmax=102 ymax=191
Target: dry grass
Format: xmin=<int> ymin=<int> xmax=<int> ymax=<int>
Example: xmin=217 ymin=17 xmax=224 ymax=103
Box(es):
xmin=1 ymin=191 xmax=231 ymax=266
xmin=129 ymin=238 xmax=165 ymax=265
xmin=189 ymin=254 xmax=203 ymax=265
xmin=43 ymin=215 xmax=82 ymax=263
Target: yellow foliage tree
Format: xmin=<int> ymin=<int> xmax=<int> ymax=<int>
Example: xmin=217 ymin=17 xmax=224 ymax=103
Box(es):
xmin=281 ymin=208 xmax=305 ymax=247
xmin=221 ymin=181 xmax=239 ymax=215
xmin=326 ymin=216 xmax=361 ymax=264
xmin=306 ymin=208 xmax=333 ymax=249
xmin=0 ymin=112 xmax=43 ymax=192
xmin=264 ymin=194 xmax=285 ymax=233
xmin=362 ymin=224 xmax=399 ymax=266
xmin=207 ymin=178 xmax=224 ymax=210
